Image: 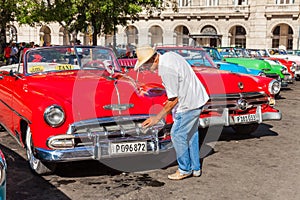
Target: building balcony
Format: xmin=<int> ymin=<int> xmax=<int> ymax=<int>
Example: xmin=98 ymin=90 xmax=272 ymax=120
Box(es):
xmin=141 ymin=5 xmax=250 ymax=20
xmin=265 ymin=4 xmax=300 ymax=19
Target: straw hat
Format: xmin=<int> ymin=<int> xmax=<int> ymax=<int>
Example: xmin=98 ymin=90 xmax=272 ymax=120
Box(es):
xmin=134 ymin=45 xmax=156 ymax=71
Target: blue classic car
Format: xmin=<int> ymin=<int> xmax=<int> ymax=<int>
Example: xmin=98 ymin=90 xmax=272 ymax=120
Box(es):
xmin=0 ymin=150 xmax=6 ymax=200
xmin=203 ymin=47 xmax=264 ymax=76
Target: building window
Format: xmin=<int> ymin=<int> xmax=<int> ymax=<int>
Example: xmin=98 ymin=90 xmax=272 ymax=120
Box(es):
xmin=276 ymin=0 xmax=294 ymax=4
xmin=178 ymin=0 xmax=190 ymax=6
xmin=174 ymin=26 xmax=190 ymax=46
xmin=273 ymin=26 xmax=280 ymax=35
xmin=272 ymin=39 xmax=279 ymax=48
xmin=235 ymin=38 xmax=246 ymax=48
xmin=149 ymin=26 xmax=163 ymax=46
xmin=287 ymin=39 xmax=293 ymax=50
xmin=236 ymin=26 xmax=246 ymax=35
xmin=233 ymin=0 xmax=248 ymax=5
xmin=206 ymin=0 xmax=219 ymax=6
xmin=125 ymin=26 xmax=138 ymax=45
xmin=288 ymin=27 xmax=293 ymax=34
xmin=229 ymin=26 xmax=246 ymax=48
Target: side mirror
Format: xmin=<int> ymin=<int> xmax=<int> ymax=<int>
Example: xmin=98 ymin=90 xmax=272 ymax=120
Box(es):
xmin=9 ymin=69 xmax=22 ymax=80
xmin=9 ymin=69 xmax=14 ymax=76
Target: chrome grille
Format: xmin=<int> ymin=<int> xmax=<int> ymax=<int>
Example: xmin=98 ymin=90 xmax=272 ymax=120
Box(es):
xmin=204 ymin=92 xmax=269 ymax=111
xmin=65 ymin=115 xmax=165 ymax=148
xmin=266 ymin=73 xmax=279 ymax=80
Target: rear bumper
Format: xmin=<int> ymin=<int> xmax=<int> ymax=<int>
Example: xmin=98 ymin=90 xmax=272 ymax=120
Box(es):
xmin=199 ymin=106 xmax=282 ymax=128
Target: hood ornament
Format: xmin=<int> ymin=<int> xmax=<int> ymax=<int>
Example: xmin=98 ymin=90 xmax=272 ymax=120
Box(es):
xmin=103 ymin=104 xmax=134 ymax=111
xmin=238 ymin=82 xmax=244 ymax=90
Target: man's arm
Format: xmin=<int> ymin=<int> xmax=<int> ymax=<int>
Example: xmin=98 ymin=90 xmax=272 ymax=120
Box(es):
xmin=142 ymin=97 xmax=178 ymax=128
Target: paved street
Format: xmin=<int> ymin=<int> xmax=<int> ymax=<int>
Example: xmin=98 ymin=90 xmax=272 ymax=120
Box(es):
xmin=0 ymin=82 xmax=299 ymax=200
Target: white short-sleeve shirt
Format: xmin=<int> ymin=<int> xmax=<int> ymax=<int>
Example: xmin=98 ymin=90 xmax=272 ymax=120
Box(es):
xmin=158 ymin=52 xmax=209 ymax=113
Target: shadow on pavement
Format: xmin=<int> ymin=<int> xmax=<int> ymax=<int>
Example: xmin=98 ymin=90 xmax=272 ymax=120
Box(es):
xmin=199 ymin=123 xmax=278 ymax=144
xmin=0 ymin=144 xmax=70 ymax=200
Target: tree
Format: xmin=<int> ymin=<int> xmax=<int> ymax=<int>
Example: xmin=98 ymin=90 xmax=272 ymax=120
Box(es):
xmin=17 ymin=0 xmax=177 ymax=46
xmin=0 ymin=0 xmax=21 ymax=52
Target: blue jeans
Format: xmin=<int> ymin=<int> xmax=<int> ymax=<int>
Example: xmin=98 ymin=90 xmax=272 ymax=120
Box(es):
xmin=171 ymin=108 xmax=201 ymax=175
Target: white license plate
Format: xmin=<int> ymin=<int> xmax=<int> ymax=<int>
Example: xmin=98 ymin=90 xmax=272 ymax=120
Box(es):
xmin=234 ymin=114 xmax=257 ymax=123
xmin=110 ymin=141 xmax=147 ymax=155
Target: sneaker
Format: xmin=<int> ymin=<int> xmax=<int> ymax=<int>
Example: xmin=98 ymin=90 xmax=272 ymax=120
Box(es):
xmin=193 ymin=170 xmax=202 ymax=177
xmin=168 ymin=170 xmax=192 ymax=180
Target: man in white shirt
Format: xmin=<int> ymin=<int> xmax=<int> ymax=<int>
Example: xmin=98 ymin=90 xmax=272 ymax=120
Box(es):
xmin=134 ymin=45 xmax=209 ymax=180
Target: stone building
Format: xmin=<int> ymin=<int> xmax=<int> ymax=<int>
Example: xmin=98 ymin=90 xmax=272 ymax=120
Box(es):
xmin=6 ymin=0 xmax=300 ymax=50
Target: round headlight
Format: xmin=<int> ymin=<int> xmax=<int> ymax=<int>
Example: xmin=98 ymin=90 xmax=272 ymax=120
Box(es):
xmin=44 ymin=105 xmax=65 ymax=127
xmin=268 ymin=79 xmax=281 ymax=95
xmin=290 ymin=64 xmax=296 ymax=72
xmin=280 ymin=66 xmax=288 ymax=74
xmin=258 ymin=72 xmax=266 ymax=77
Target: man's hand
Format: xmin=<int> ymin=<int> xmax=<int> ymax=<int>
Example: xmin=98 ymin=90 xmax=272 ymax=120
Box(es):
xmin=142 ymin=116 xmax=161 ymax=128
xmin=142 ymin=97 xmax=178 ymax=128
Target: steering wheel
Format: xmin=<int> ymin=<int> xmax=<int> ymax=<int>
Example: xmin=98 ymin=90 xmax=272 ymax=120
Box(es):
xmin=82 ymin=60 xmax=114 ymax=74
xmin=83 ymin=60 xmax=106 ymax=69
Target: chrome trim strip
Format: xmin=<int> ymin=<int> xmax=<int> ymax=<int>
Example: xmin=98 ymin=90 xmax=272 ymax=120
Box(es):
xmin=209 ymin=92 xmax=267 ymax=100
xmin=262 ymin=112 xmax=282 ymax=121
xmin=35 ymin=140 xmax=173 ymax=162
xmin=199 ymin=108 xmax=282 ymax=128
xmin=0 ymin=99 xmax=31 ymax=124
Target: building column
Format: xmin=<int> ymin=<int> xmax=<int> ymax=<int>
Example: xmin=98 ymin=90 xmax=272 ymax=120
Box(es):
xmin=163 ymin=29 xmax=174 ymax=45
xmin=138 ymin=28 xmax=149 ymax=46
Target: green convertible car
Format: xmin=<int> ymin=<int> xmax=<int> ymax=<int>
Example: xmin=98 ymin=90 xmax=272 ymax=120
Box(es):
xmin=218 ymin=47 xmax=290 ymax=88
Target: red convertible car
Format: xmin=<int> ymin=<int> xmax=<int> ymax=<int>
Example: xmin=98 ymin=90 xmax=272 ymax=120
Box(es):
xmin=124 ymin=46 xmax=282 ymax=135
xmin=0 ymin=46 xmax=172 ymax=174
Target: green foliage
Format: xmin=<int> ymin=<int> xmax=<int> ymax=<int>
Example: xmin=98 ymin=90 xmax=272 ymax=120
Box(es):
xmin=15 ymin=0 xmax=177 ymax=45
xmin=0 ymin=0 xmax=22 ymax=47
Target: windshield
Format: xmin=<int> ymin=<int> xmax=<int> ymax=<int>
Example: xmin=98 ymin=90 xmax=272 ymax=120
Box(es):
xmin=156 ymin=47 xmax=216 ymax=68
xmin=24 ymin=46 xmax=120 ymax=74
xmin=235 ymin=48 xmax=251 ymax=58
xmin=217 ymin=48 xmax=238 ymax=58
xmin=203 ymin=47 xmax=223 ymax=61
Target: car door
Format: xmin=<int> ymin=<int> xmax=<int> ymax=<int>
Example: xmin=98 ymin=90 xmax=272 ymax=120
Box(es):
xmin=0 ymin=67 xmax=16 ymax=133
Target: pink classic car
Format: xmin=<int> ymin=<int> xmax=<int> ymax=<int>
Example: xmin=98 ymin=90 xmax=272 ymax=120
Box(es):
xmin=0 ymin=46 xmax=172 ymax=174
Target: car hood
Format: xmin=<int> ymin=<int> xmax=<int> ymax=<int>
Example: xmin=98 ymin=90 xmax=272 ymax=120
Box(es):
xmin=25 ymin=70 xmax=166 ymax=121
xmin=225 ymin=58 xmax=273 ymax=70
xmin=271 ymin=54 xmax=300 ymax=64
xmin=128 ymin=67 xmax=271 ymax=96
xmin=192 ymin=67 xmax=270 ymax=95
xmin=215 ymin=61 xmax=251 ymax=74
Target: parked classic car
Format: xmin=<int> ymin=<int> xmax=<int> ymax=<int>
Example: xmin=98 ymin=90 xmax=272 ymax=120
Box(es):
xmin=0 ymin=149 xmax=6 ymax=200
xmin=203 ymin=47 xmax=264 ymax=76
xmin=247 ymin=49 xmax=296 ymax=80
xmin=263 ymin=58 xmax=294 ymax=84
xmin=268 ymin=57 xmax=296 ymax=81
xmin=220 ymin=48 xmax=290 ymax=88
xmin=261 ymin=48 xmax=300 ymax=81
xmin=127 ymin=46 xmax=282 ymax=136
xmin=0 ymin=46 xmax=173 ymax=175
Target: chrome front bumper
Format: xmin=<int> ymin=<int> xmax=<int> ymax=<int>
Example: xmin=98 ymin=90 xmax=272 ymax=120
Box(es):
xmin=282 ymin=72 xmax=294 ymax=85
xmin=35 ymin=115 xmax=173 ymax=162
xmin=199 ymin=106 xmax=282 ymax=128
xmin=36 ymin=138 xmax=173 ymax=162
